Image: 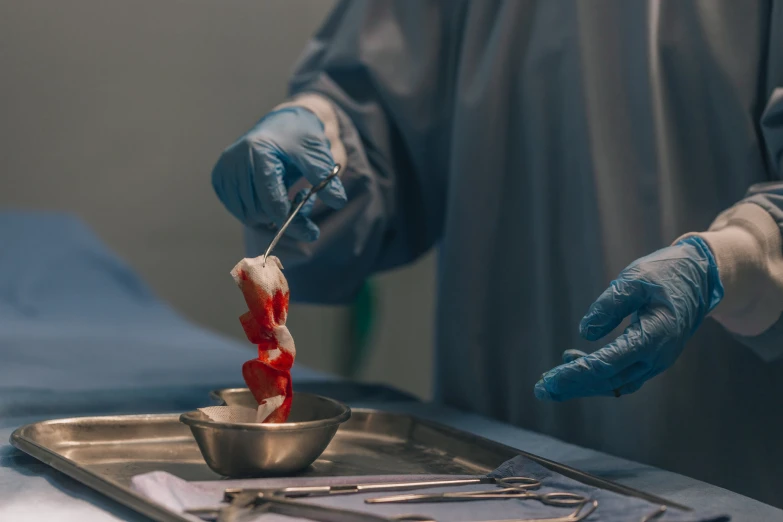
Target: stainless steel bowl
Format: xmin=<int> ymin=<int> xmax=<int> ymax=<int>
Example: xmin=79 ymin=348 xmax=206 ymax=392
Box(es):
xmin=180 ymin=392 xmax=350 ymax=477
xmin=210 ymin=387 xmax=263 ymax=408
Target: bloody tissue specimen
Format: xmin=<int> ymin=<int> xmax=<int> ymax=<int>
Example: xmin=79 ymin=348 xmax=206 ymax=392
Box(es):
xmin=231 ymin=255 xmax=295 ymax=423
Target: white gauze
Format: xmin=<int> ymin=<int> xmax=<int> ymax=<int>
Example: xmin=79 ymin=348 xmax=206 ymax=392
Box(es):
xmin=230 ymin=255 xmax=296 ymax=359
xmin=198 ymin=395 xmax=286 ymax=424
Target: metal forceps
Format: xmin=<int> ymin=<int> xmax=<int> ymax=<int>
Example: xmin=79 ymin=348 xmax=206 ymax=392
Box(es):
xmin=185 ymin=476 xmax=590 ymax=522
xmin=223 ymin=476 xmax=541 ymax=500
xmin=365 ymin=477 xmax=588 ymax=508
xmin=187 ymin=493 xmax=598 ymax=522
xmin=186 ymin=477 xmax=541 ymax=522
xmin=186 ymin=489 xmax=393 ymax=522
xmin=262 ymin=163 xmax=341 ymax=266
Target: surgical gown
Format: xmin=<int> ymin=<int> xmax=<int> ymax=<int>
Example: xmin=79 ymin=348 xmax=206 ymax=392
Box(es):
xmin=243 ymin=0 xmax=783 ymax=507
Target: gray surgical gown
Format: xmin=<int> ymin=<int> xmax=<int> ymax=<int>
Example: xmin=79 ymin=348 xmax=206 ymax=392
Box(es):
xmin=244 ymin=0 xmax=783 ymax=506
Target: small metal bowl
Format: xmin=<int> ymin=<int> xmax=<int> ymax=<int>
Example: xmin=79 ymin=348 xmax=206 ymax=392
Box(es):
xmin=180 ymin=392 xmax=350 ymax=477
xmin=210 ymin=387 xmax=264 ymax=408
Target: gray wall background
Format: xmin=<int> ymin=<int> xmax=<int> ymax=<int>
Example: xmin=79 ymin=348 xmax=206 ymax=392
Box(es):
xmin=0 ymin=0 xmax=435 ymax=399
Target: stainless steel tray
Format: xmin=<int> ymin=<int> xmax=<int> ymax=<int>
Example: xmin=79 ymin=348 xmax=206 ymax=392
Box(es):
xmin=10 ymin=389 xmax=690 ymax=522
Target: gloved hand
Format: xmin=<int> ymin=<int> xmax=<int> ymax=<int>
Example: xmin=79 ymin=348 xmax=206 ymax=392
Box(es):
xmin=534 ymin=236 xmax=724 ymax=401
xmin=211 ymin=106 xmax=347 ymax=241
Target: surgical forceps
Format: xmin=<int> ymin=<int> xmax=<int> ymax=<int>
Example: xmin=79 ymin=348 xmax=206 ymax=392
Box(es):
xmin=262 ymin=163 xmax=341 ymax=266
xmin=186 ymin=478 xmax=537 ymax=521
xmin=187 ymin=489 xmax=392 ymax=522
xmin=222 ymin=476 xmax=541 ymax=500
xmin=367 ymin=489 xmax=586 ymax=507
xmin=365 ymin=477 xmax=588 ymax=507
xmin=185 ymin=477 xmax=592 ymax=522
xmin=187 ymin=493 xmax=597 ymax=522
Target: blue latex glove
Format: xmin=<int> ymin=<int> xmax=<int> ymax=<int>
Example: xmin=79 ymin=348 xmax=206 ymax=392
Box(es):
xmin=211 ymin=107 xmax=347 ymax=241
xmin=534 ymin=236 xmax=724 ymax=401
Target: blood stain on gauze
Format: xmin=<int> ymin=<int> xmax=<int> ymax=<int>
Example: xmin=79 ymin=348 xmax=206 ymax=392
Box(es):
xmin=256 ymin=395 xmax=286 ymax=423
xmin=231 ymin=255 xmax=295 ymax=423
xmin=242 ymin=359 xmax=292 ymax=423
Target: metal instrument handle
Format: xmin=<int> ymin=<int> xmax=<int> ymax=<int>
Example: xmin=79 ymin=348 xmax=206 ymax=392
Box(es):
xmin=262 ymin=164 xmax=341 ymax=266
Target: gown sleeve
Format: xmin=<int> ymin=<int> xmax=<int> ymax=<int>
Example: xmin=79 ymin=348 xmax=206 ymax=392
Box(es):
xmin=243 ymin=0 xmax=466 ymax=305
xmin=688 ymin=91 xmax=783 ymax=362
xmin=680 ymin=2 xmax=783 ymax=361
xmin=677 ymin=4 xmax=783 ymax=361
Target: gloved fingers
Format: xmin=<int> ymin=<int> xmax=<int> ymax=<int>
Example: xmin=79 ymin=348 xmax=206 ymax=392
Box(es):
xmin=211 ymin=146 xmax=268 ymax=226
xmin=561 ymin=349 xmax=588 ymax=364
xmin=577 ymin=309 xmax=678 ymax=399
xmin=211 ymin=150 xmax=244 ymax=223
xmin=534 ymin=356 xmax=650 ymax=401
xmin=250 ymin=146 xmax=292 ymax=225
xmin=609 ymin=361 xmax=669 ymax=398
xmin=534 ymin=373 xmax=648 ymax=401
xmin=535 ymin=323 xmax=651 ymax=401
xmin=290 ymin=133 xmax=348 ymax=210
xmin=282 ymin=189 xmax=320 ymax=242
xmin=579 ymin=276 xmax=655 ymax=341
xmin=609 ymin=377 xmax=647 ymax=397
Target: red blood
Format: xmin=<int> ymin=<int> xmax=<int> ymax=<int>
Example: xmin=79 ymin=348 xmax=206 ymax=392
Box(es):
xmin=258 ymin=349 xmax=294 ymax=371
xmin=239 ymin=312 xmax=268 ymax=344
xmin=264 ymin=392 xmax=293 ymax=423
xmin=236 ymin=280 xmax=288 ymax=332
xmin=242 ymin=359 xmax=292 ymax=422
xmin=242 ymin=359 xmax=289 ymax=400
xmin=236 ymin=270 xmax=295 ymax=423
xmin=256 ymin=338 xmax=279 ymax=352
xmin=272 ymin=291 xmax=289 ymax=324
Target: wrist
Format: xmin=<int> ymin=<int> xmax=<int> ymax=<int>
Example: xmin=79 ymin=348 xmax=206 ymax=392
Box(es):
xmin=676 ymin=203 xmax=783 ymax=337
xmin=675 ymin=236 xmax=724 ymax=315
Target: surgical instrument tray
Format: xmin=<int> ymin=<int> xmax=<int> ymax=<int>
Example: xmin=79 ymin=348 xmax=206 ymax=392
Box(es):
xmin=10 ymin=387 xmax=690 ymax=522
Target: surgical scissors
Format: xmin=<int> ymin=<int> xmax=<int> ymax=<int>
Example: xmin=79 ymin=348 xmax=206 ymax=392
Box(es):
xmin=262 ymin=163 xmax=341 ymax=266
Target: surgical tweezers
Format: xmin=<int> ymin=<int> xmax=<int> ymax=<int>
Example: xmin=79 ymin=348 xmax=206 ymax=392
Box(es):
xmin=262 ymin=163 xmax=341 ymax=266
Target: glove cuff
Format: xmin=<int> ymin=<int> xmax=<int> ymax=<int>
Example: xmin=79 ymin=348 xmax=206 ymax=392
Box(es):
xmin=273 ymin=93 xmax=348 ymax=170
xmin=676 ymin=203 xmax=783 ymax=337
